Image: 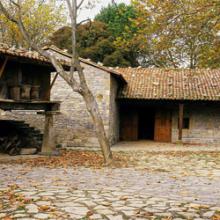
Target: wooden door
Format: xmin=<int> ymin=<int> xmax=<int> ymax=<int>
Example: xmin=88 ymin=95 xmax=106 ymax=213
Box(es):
xmin=154 ymin=109 xmax=172 ymax=142
xmin=120 ymin=111 xmax=138 ymax=141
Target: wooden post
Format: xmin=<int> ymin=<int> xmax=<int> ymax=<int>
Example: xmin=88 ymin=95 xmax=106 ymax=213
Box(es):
xmin=178 ymin=103 xmax=184 ymax=141
xmin=50 ymin=72 xmax=59 ymax=90
xmin=0 ymin=57 xmax=9 ymax=79
xmin=41 ymin=112 xmax=56 ymax=154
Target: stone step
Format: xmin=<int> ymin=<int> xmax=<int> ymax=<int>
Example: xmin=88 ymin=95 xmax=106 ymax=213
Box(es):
xmin=10 ymin=120 xmax=43 ymax=149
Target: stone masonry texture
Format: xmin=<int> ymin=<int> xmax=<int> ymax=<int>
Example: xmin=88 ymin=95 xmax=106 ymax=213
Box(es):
xmin=50 ymin=63 xmax=120 ymax=147
xmin=172 ymin=104 xmax=220 ymax=144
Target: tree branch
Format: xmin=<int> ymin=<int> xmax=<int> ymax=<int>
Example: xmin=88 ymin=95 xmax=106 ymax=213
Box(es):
xmin=77 ymin=0 xmax=85 ymax=9
xmin=0 ymin=2 xmax=17 ymax=23
xmin=1 ymin=0 xmax=81 ymax=92
xmin=77 ymin=18 xmax=90 ymax=27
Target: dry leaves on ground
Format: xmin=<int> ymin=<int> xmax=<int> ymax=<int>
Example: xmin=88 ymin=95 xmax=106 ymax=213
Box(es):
xmin=0 ymin=184 xmax=32 ymax=216
xmin=1 ymin=149 xmax=220 ymax=169
xmin=0 ymin=150 xmax=130 ymax=168
xmin=213 ymin=213 xmax=220 ymax=220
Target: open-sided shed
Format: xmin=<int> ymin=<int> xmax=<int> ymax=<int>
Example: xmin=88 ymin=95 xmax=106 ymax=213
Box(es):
xmin=0 ymin=44 xmax=68 ymax=154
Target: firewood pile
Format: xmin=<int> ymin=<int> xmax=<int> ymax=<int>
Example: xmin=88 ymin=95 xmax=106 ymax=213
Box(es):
xmin=0 ymin=120 xmax=43 ymax=156
xmin=0 ymin=134 xmax=21 ymax=155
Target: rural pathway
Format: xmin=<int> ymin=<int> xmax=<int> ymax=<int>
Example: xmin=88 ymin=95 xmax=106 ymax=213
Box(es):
xmin=0 ymin=150 xmax=220 ymax=219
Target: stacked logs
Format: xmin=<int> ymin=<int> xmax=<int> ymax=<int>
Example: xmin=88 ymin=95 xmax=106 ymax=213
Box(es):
xmin=0 ymin=133 xmax=21 ymax=155
xmin=0 ymin=120 xmax=43 ymax=156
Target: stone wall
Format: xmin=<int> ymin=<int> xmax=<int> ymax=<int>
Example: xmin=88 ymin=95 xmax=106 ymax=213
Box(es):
xmin=50 ymin=63 xmax=118 ymax=148
xmin=172 ymin=104 xmax=220 ymax=144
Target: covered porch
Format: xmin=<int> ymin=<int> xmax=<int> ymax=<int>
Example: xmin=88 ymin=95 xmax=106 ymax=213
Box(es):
xmin=119 ymin=100 xmax=184 ymax=143
xmin=118 ymin=99 xmax=220 ymax=145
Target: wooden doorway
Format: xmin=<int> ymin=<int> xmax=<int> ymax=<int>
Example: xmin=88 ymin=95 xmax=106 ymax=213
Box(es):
xmin=154 ymin=109 xmax=172 ymax=142
xmin=120 ymin=105 xmax=172 ymax=142
xmin=138 ymin=108 xmax=155 ymax=140
xmin=120 ymin=107 xmax=156 ymax=141
xmin=120 ymin=110 xmax=138 ymax=141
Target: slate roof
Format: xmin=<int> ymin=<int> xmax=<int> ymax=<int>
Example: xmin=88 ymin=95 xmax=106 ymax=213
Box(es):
xmin=117 ymin=68 xmax=220 ymax=101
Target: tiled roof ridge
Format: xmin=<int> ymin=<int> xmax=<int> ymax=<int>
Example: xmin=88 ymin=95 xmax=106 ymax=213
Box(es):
xmin=0 ymin=43 xmax=126 ymax=83
xmin=43 ymin=45 xmax=126 ymax=80
xmin=116 ymin=67 xmax=217 ymax=71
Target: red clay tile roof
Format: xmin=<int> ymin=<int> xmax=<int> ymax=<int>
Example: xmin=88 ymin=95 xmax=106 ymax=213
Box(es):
xmin=0 ymin=43 xmax=70 ymax=66
xmin=0 ymin=44 xmax=126 ymax=82
xmin=117 ymin=68 xmax=220 ymax=101
xmin=43 ymin=45 xmax=126 ymax=82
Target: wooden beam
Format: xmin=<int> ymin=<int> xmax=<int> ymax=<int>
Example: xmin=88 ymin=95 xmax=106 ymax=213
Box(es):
xmin=50 ymin=72 xmax=59 ymax=90
xmin=0 ymin=100 xmax=60 ymax=111
xmin=178 ymin=103 xmax=184 ymax=141
xmin=0 ymin=57 xmax=9 ymax=79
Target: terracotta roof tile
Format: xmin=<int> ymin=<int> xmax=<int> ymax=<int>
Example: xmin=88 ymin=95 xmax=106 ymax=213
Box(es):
xmin=43 ymin=45 xmax=126 ymax=82
xmin=0 ymin=43 xmax=70 ymax=66
xmin=0 ymin=44 xmax=126 ymax=82
xmin=117 ymin=68 xmax=220 ymax=101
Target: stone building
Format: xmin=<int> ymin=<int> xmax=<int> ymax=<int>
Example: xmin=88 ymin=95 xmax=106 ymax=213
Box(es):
xmin=48 ymin=47 xmax=220 ymax=146
xmin=1 ymin=45 xmax=220 ymax=150
xmin=43 ymin=46 xmax=125 ymax=148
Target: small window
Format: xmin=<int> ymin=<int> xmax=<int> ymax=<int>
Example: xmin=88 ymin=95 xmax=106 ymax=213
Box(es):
xmin=178 ymin=117 xmax=190 ymax=129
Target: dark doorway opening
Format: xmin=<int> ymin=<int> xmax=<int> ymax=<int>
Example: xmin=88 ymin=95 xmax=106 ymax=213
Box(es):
xmin=138 ymin=109 xmax=155 ymax=140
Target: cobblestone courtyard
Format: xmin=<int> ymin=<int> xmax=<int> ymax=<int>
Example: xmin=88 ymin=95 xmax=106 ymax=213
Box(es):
xmin=1 ymin=149 xmax=220 ymax=220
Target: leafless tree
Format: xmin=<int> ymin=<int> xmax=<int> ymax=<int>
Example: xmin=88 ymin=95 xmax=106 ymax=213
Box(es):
xmin=0 ymin=0 xmax=113 ymax=164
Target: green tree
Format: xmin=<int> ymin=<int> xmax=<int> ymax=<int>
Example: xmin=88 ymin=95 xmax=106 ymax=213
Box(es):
xmin=49 ymin=26 xmax=72 ymax=50
xmin=50 ymin=3 xmax=139 ymax=67
xmin=0 ymin=0 xmax=66 ymax=47
xmin=127 ymin=0 xmax=220 ymax=68
xmin=95 ymin=3 xmax=137 ymax=38
xmin=76 ymin=21 xmax=114 ymax=63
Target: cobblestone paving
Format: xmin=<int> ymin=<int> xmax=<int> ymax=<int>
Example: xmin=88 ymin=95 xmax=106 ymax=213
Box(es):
xmin=1 ymin=152 xmax=220 ymax=219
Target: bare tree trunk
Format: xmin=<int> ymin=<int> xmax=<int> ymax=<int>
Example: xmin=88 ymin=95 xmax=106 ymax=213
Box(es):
xmin=81 ymin=89 xmax=113 ymax=164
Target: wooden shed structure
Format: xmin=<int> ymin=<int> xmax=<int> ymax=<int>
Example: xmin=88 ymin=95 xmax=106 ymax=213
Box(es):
xmin=0 ymin=44 xmax=68 ymax=154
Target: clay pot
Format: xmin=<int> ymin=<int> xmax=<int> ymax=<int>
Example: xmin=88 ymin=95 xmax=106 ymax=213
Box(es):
xmin=21 ymin=84 xmax=31 ymax=100
xmin=10 ymin=86 xmax=20 ymax=101
xmin=31 ymin=85 xmax=40 ymax=100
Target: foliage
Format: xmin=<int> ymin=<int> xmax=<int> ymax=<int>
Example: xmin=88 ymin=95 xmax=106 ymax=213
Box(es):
xmin=76 ymin=21 xmax=114 ymax=63
xmin=95 ymin=3 xmax=137 ymax=38
xmin=0 ymin=0 xmax=66 ymax=47
xmin=127 ymin=0 xmax=220 ymax=68
xmin=50 ymin=3 xmax=139 ymax=67
xmin=49 ymin=26 xmax=72 ymax=50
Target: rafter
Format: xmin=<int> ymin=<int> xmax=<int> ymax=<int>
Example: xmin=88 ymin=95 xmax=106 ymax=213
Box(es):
xmin=50 ymin=72 xmax=59 ymax=90
xmin=0 ymin=57 xmax=9 ymax=79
